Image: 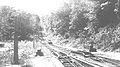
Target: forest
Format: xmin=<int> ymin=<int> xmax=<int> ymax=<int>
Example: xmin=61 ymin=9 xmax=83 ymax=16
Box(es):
xmin=0 ymin=0 xmax=120 ymax=67
xmin=42 ymin=0 xmax=120 ymax=52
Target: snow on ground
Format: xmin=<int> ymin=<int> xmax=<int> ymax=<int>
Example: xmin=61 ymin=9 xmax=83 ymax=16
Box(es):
xmin=25 ymin=43 xmax=64 ymax=67
xmin=0 ymin=47 xmax=10 ymax=52
xmin=26 ymin=56 xmax=64 ymax=67
xmin=93 ymin=51 xmax=120 ymax=61
xmin=5 ymin=42 xmax=64 ymax=67
xmin=5 ymin=56 xmax=64 ymax=67
xmin=5 ymin=65 xmax=21 ymax=67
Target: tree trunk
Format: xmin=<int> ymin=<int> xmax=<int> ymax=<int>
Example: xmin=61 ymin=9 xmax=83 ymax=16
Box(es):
xmin=14 ymin=30 xmax=19 ymax=64
xmin=119 ymin=0 xmax=120 ymax=18
xmin=13 ymin=17 xmax=19 ymax=64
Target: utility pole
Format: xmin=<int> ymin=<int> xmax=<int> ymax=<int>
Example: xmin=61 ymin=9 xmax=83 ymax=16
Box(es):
xmin=13 ymin=16 xmax=19 ymax=64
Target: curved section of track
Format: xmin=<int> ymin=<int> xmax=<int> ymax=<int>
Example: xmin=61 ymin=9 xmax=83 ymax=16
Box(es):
xmin=43 ymin=43 xmax=96 ymax=67
xmin=42 ymin=42 xmax=120 ymax=67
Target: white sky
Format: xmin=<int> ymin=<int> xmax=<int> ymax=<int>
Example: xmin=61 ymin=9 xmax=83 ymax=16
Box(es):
xmin=0 ymin=0 xmax=65 ymax=16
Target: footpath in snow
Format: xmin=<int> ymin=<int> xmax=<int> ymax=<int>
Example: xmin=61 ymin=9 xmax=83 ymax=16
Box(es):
xmin=24 ymin=43 xmax=64 ymax=67
xmin=6 ymin=56 xmax=64 ymax=67
xmin=26 ymin=56 xmax=64 ymax=67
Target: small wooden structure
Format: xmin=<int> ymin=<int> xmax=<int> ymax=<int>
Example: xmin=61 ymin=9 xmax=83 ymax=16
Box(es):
xmin=0 ymin=44 xmax=4 ymax=47
xmin=89 ymin=42 xmax=97 ymax=52
xmin=35 ymin=49 xmax=44 ymax=56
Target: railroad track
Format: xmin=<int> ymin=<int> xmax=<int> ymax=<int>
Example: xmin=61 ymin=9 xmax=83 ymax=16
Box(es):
xmin=44 ymin=43 xmax=89 ymax=67
xmin=46 ymin=43 xmax=103 ymax=66
xmin=43 ymin=43 xmax=101 ymax=67
xmin=43 ymin=43 xmax=81 ymax=67
xmin=96 ymin=56 xmax=120 ymax=67
xmin=52 ymin=50 xmax=95 ymax=67
xmin=43 ymin=42 xmax=120 ymax=67
xmin=70 ymin=49 xmax=120 ymax=67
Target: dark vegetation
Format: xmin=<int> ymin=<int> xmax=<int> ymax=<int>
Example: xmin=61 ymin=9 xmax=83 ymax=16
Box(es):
xmin=42 ymin=0 xmax=120 ymax=52
xmin=0 ymin=6 xmax=43 ymax=41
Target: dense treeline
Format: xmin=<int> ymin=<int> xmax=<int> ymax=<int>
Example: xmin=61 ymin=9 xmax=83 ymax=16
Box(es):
xmin=42 ymin=0 xmax=120 ymax=52
xmin=0 ymin=0 xmax=120 ymax=52
xmin=0 ymin=6 xmax=43 ymax=41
